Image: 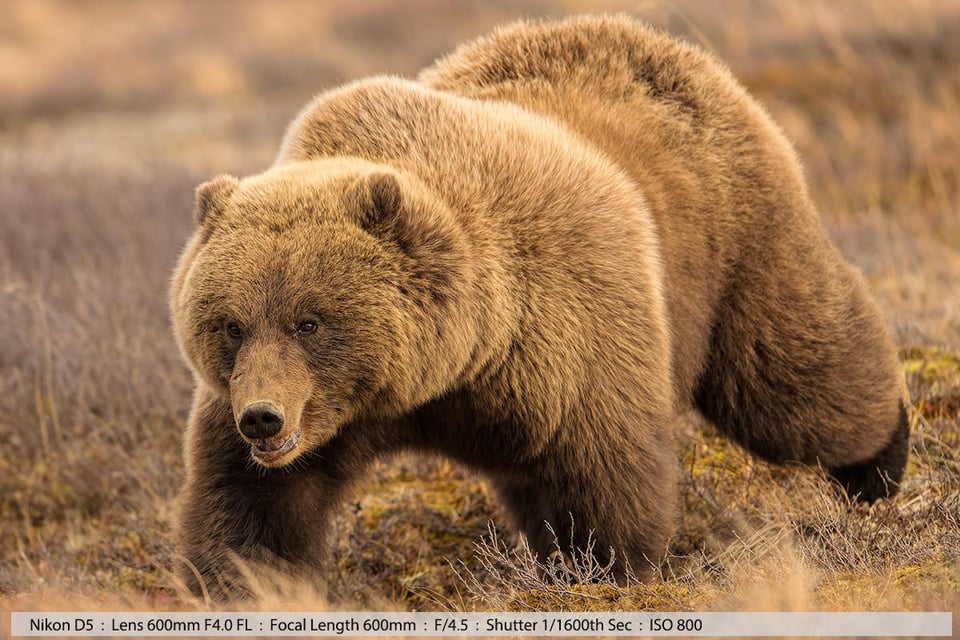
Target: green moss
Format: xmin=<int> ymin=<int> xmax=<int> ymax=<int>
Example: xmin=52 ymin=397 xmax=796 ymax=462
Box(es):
xmin=334 ymin=463 xmax=498 ymax=609
xmin=900 ymin=347 xmax=960 ymax=385
xmin=683 ymin=431 xmax=752 ymax=480
xmin=893 ymin=560 xmax=960 ymax=594
xmin=507 ymin=582 xmax=721 ymax=612
xmin=816 ymin=573 xmax=887 ymax=609
xmin=815 ymin=561 xmax=960 ymax=610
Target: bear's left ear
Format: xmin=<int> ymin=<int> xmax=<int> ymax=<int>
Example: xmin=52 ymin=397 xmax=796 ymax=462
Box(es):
xmin=351 ymin=172 xmax=403 ymax=230
xmin=194 ymin=175 xmax=239 ymax=226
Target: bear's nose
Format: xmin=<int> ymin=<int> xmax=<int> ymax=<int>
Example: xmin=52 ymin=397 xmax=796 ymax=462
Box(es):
xmin=238 ymin=402 xmax=284 ymax=440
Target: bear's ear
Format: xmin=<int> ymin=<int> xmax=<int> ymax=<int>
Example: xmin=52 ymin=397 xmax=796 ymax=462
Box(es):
xmin=194 ymin=175 xmax=239 ymax=226
xmin=351 ymin=172 xmax=403 ymax=230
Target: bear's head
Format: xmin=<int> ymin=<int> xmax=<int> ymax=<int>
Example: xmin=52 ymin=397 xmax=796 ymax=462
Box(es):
xmin=170 ymin=159 xmax=471 ymax=467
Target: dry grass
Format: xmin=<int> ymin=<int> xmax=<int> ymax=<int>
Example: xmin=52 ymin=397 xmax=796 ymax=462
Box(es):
xmin=1 ymin=0 xmax=958 ymax=635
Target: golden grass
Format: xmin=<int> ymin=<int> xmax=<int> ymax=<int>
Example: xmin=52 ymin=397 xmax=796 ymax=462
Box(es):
xmin=1 ymin=0 xmax=958 ymax=634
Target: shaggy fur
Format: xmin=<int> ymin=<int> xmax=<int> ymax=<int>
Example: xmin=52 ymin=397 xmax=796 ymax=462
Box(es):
xmin=170 ymin=15 xmax=908 ymax=597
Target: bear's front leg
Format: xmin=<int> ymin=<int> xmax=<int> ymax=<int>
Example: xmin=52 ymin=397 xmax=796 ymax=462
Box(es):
xmin=177 ymin=387 xmax=347 ymax=600
xmin=491 ymin=412 xmax=679 ymax=582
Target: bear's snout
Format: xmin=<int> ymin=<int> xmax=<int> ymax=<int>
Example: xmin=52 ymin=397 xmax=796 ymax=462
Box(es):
xmin=238 ymin=401 xmax=284 ymax=440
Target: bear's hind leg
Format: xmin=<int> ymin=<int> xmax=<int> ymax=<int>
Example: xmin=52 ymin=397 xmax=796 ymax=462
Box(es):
xmin=694 ymin=252 xmax=909 ymax=502
xmin=829 ymin=401 xmax=909 ymax=501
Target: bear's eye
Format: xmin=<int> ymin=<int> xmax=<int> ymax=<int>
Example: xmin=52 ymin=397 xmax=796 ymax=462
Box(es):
xmin=297 ymin=321 xmax=318 ymax=335
xmin=225 ymin=322 xmax=243 ymax=339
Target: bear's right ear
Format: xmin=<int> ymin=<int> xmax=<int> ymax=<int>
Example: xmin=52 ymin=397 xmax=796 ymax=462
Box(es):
xmin=193 ymin=175 xmax=239 ymax=226
xmin=351 ymin=172 xmax=403 ymax=230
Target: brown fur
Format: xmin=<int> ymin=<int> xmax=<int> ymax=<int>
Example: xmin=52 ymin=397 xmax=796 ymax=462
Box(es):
xmin=170 ymin=15 xmax=908 ymax=598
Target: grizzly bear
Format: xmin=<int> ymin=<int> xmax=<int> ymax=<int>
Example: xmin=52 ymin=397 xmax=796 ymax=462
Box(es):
xmin=170 ymin=15 xmax=909 ymax=597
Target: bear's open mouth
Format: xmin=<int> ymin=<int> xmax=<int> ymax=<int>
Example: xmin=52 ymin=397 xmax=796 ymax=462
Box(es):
xmin=250 ymin=424 xmax=302 ymax=463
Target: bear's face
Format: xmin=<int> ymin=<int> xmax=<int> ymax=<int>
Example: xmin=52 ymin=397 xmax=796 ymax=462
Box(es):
xmin=171 ymin=160 xmax=464 ymax=467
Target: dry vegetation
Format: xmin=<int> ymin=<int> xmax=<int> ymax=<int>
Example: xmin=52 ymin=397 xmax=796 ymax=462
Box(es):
xmin=1 ymin=0 xmax=958 ymax=636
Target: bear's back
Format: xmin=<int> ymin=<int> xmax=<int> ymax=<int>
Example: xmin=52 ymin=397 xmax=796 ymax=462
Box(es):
xmin=420 ymin=15 xmax=737 ymax=111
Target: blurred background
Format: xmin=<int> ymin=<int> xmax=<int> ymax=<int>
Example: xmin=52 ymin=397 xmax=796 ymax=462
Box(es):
xmin=3 ymin=0 xmax=957 ymax=339
xmin=1 ymin=0 xmax=957 ymax=614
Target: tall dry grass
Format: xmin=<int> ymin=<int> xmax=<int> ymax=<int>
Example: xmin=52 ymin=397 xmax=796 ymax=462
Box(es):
xmin=0 ymin=1 xmax=957 ymax=635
